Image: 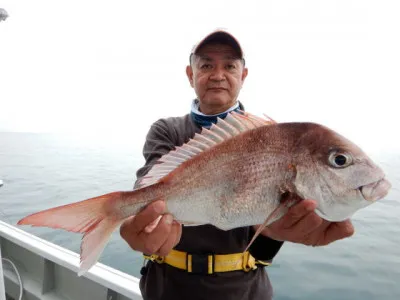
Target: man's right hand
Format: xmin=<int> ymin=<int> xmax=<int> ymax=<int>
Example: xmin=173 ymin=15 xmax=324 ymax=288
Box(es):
xmin=120 ymin=200 xmax=182 ymax=256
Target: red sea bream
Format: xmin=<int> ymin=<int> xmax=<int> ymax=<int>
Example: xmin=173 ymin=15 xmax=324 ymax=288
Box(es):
xmin=18 ymin=112 xmax=391 ymax=275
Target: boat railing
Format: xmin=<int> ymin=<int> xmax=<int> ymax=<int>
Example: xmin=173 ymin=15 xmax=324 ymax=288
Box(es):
xmin=0 ymin=220 xmax=142 ymax=300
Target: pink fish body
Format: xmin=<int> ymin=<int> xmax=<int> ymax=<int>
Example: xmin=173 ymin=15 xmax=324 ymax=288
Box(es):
xmin=18 ymin=112 xmax=391 ymax=275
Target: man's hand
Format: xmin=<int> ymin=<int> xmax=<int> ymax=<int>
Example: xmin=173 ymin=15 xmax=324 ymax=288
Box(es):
xmin=120 ymin=200 xmax=182 ymax=256
xmin=257 ymin=200 xmax=355 ymax=246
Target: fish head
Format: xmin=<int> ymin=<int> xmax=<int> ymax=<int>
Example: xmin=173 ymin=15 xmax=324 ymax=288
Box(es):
xmin=292 ymin=123 xmax=391 ymax=222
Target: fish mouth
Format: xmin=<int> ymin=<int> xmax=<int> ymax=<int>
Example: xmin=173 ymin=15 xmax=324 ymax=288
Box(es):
xmin=315 ymin=177 xmax=391 ymax=222
xmin=359 ymin=177 xmax=391 ymax=202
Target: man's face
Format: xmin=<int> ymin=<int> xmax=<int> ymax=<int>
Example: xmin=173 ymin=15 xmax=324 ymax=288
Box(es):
xmin=186 ymin=43 xmax=248 ymax=115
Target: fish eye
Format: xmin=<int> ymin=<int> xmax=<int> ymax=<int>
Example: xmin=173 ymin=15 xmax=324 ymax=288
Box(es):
xmin=328 ymin=151 xmax=353 ymax=168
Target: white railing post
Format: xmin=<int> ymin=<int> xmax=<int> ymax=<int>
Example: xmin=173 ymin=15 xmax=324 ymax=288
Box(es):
xmin=0 ymin=238 xmax=6 ymax=300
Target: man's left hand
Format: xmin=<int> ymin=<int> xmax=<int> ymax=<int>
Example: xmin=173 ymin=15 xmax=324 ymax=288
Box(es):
xmin=256 ymin=199 xmax=355 ymax=246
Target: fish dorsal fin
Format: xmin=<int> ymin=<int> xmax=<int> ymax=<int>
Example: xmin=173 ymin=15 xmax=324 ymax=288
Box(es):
xmin=135 ymin=111 xmax=276 ymax=189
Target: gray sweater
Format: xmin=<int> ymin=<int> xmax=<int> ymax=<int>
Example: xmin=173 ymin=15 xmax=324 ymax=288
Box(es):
xmin=135 ymin=113 xmax=283 ymax=300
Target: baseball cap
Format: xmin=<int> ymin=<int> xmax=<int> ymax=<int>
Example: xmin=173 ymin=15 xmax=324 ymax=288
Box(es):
xmin=189 ymin=29 xmax=245 ymax=64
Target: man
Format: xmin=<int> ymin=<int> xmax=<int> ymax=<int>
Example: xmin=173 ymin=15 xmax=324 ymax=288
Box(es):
xmin=120 ymin=30 xmax=354 ymax=300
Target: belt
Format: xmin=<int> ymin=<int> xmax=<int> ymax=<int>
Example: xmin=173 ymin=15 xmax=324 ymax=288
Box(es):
xmin=143 ymin=249 xmax=271 ymax=275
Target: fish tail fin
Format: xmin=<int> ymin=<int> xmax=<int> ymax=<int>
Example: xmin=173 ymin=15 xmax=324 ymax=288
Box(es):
xmin=78 ymin=217 xmax=122 ymax=276
xmin=18 ymin=191 xmax=126 ymax=275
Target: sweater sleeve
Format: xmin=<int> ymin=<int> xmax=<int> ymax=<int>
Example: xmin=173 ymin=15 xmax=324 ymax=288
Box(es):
xmin=134 ymin=119 xmax=177 ymax=189
xmin=248 ymin=228 xmax=284 ymax=262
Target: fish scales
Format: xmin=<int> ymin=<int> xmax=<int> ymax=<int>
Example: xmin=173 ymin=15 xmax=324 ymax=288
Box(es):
xmin=156 ymin=126 xmax=298 ymax=229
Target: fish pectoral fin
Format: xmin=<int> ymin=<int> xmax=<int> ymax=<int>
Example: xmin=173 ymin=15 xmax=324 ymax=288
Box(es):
xmin=243 ymin=202 xmax=291 ymax=253
xmin=280 ymin=191 xmax=304 ymax=206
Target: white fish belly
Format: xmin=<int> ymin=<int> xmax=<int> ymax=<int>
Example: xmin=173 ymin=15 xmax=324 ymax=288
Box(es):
xmin=165 ymin=186 xmax=224 ymax=226
xmin=165 ymin=183 xmax=281 ymax=230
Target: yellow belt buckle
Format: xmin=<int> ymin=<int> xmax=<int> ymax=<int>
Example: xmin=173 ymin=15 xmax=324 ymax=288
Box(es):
xmin=242 ymin=251 xmax=257 ymax=272
xmin=155 ymin=255 xmax=164 ymax=264
xmin=187 ymin=253 xmax=214 ymax=274
xmin=144 ymin=254 xmax=164 ymax=264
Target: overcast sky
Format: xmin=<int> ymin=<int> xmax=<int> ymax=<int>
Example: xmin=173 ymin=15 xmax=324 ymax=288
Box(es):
xmin=0 ymin=0 xmax=399 ymax=153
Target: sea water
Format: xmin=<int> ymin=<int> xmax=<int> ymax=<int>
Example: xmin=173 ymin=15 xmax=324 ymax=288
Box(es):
xmin=0 ymin=132 xmax=399 ymax=300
